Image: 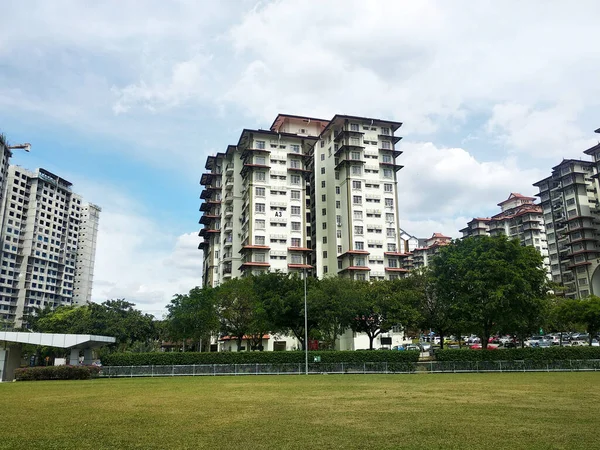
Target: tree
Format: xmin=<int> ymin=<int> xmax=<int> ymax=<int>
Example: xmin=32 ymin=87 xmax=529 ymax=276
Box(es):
xmin=167 ymin=287 xmax=219 ymax=351
xmin=216 ymin=277 xmax=257 ymax=351
xmin=431 ymin=236 xmax=549 ymax=349
xmin=556 ymin=296 xmax=600 ymax=345
xmin=350 ymin=279 xmax=420 ymax=350
xmin=412 ymin=268 xmax=454 ymax=349
xmin=309 ymin=277 xmax=356 ymax=350
xmin=32 ymin=300 xmax=155 ymax=352
xmin=256 ymin=272 xmax=317 ymax=350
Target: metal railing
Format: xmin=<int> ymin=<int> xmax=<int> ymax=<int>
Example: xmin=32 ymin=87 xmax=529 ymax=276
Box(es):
xmin=98 ymin=360 xmax=600 ymax=378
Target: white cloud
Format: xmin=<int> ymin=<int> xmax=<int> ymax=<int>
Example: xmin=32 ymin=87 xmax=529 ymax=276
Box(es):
xmin=486 ymin=102 xmax=597 ymax=158
xmin=397 ymin=141 xmax=544 ymax=226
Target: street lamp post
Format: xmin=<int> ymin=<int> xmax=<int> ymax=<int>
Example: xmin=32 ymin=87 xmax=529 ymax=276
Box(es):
xmin=304 ymin=267 xmax=308 ymax=375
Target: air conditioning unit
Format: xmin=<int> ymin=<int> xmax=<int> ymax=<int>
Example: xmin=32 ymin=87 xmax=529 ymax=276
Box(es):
xmin=298 ymin=128 xmax=307 ymax=134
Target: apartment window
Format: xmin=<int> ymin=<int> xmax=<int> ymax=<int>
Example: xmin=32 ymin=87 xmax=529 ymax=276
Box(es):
xmin=255 ymin=203 xmax=266 ymax=213
xmin=289 ymin=175 xmax=301 ymax=185
xmin=354 ymin=211 xmax=363 ymax=220
xmin=381 ymin=141 xmax=391 ymax=149
xmin=384 ymin=183 xmax=393 ymax=193
xmin=336 ymin=201 xmax=341 ymax=209
xmin=337 ymin=245 xmax=342 ymax=253
xmin=255 ymin=236 xmax=265 ymax=245
xmin=351 ymin=151 xmax=361 ymax=160
xmin=355 ymin=257 xmax=365 ymax=266
xmin=382 ymin=154 xmax=392 ymax=163
xmin=290 ymin=159 xmax=300 ymax=169
xmin=291 ymin=237 xmax=301 ymax=247
xmin=566 ymin=198 xmax=575 ymax=206
xmin=338 ymin=261 xmax=343 ymax=270
xmin=335 ymin=171 xmax=340 ymax=180
xmin=386 ymin=228 xmax=395 ymax=237
xmin=336 ymin=187 xmax=341 ymax=195
xmin=388 ymin=259 xmax=398 ymax=268
xmin=336 ymin=230 xmax=342 ymax=238
xmin=336 ymin=215 xmax=342 ymax=226
xmin=321 ymin=167 xmax=325 ymax=174
xmin=568 ymin=209 xmax=577 ymax=217
xmin=255 ymin=187 xmax=265 ymax=196
xmin=381 ymin=127 xmax=390 ymax=135
xmin=322 ymin=194 xmax=326 ymax=202
xmin=291 ymin=222 xmax=301 ymax=231
xmin=353 ymin=196 xmax=362 ymax=205
xmin=323 ymin=236 xmax=328 ymax=244
xmin=385 ymin=198 xmax=394 ymax=207
xmin=352 ymin=180 xmax=362 ymax=189
xmin=291 ymin=190 xmax=300 ymax=200
xmin=351 ymin=166 xmax=362 ymax=176
xmin=324 ymin=266 xmax=328 ymax=274
xmin=350 ymin=123 xmax=359 ymax=131
xmin=256 ymin=156 xmax=266 ymax=165
xmin=321 ymin=153 xmax=325 ymax=161
xmin=355 ymin=226 xmax=364 ymax=235
xmin=323 ymin=222 xmax=327 ymax=229
xmin=322 ymin=208 xmax=327 ymax=216
xmin=355 ymin=241 xmax=364 ymax=250
xmin=321 ymin=181 xmax=326 ymax=188
xmin=255 ymin=253 xmax=266 ymax=263
xmin=383 ymin=169 xmax=393 ymax=178
xmin=386 ymin=213 xmax=394 ymax=222
xmin=255 ymin=140 xmax=266 ymax=149
xmin=255 ymin=219 xmax=265 ymax=229
xmin=322 ymin=251 xmax=328 ymax=258
xmin=291 ymin=206 xmax=301 ymax=215
xmin=256 ymin=171 xmax=266 ymax=182
xmin=387 ymin=243 xmax=397 ymax=252
xmin=291 ymin=144 xmax=300 ymax=154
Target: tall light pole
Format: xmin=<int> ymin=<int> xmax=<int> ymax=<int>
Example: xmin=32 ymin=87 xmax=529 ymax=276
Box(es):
xmin=304 ymin=267 xmax=308 ymax=375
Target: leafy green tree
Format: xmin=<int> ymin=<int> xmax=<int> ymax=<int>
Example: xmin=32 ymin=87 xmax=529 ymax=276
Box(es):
xmin=167 ymin=287 xmax=219 ymax=351
xmin=216 ymin=277 xmax=257 ymax=351
xmin=32 ymin=300 xmax=155 ymax=352
xmin=431 ymin=236 xmax=549 ymax=349
xmin=309 ymin=277 xmax=356 ymax=350
xmin=255 ymin=272 xmax=317 ymax=350
xmin=556 ymin=296 xmax=600 ymax=345
xmin=350 ymin=279 xmax=420 ymax=350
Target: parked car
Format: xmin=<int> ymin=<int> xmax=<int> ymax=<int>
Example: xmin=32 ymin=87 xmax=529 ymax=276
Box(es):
xmin=405 ymin=344 xmax=421 ymax=352
xmin=592 ymin=339 xmax=600 ymax=347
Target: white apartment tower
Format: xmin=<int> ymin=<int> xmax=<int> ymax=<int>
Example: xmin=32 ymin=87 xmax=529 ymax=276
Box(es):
xmin=459 ymin=193 xmax=550 ymax=275
xmin=199 ymin=113 xmax=405 ymax=286
xmin=0 ymin=167 xmax=100 ymax=326
xmin=534 ymin=159 xmax=600 ymax=297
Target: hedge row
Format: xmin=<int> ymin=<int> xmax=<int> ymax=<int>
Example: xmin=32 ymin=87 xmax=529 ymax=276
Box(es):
xmin=15 ymin=365 xmax=101 ymax=381
xmin=102 ymin=350 xmax=420 ymax=366
xmin=435 ymin=346 xmax=600 ymax=362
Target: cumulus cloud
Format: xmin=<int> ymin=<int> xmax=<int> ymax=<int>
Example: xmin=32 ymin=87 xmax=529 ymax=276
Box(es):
xmin=397 ymin=141 xmax=545 ymax=223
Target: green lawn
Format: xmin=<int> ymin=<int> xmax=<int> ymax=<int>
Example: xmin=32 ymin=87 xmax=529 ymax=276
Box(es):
xmin=0 ymin=373 xmax=598 ymax=449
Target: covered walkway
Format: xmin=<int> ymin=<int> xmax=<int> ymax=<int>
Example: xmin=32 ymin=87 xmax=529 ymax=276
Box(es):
xmin=0 ymin=332 xmax=115 ymax=381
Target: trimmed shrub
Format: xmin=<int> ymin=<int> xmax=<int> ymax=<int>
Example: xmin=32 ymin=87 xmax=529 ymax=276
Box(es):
xmin=15 ymin=365 xmax=100 ymax=381
xmin=102 ymin=350 xmax=420 ymax=366
xmin=435 ymin=346 xmax=600 ymax=362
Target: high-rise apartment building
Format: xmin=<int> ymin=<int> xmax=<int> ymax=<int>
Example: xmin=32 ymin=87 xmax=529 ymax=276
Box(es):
xmin=0 ymin=166 xmax=100 ymax=326
xmin=460 ymin=193 xmax=550 ymax=273
xmin=199 ymin=113 xmax=405 ymax=286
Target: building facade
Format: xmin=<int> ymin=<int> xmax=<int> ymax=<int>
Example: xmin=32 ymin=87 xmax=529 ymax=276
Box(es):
xmin=199 ymin=113 xmax=406 ymax=287
xmin=0 ymin=166 xmax=100 ymax=326
xmin=199 ymin=113 xmax=407 ymax=350
xmin=459 ymin=193 xmax=550 ymax=274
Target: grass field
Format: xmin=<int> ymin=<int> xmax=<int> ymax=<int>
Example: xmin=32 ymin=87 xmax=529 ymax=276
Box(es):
xmin=0 ymin=373 xmax=598 ymax=449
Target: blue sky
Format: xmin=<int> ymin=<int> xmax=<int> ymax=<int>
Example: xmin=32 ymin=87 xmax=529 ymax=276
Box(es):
xmin=1 ymin=0 xmax=599 ymax=316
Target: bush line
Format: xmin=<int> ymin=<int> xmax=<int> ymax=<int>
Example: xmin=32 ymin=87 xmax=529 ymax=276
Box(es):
xmin=15 ymin=365 xmax=100 ymax=381
xmin=435 ymin=347 xmax=600 ymax=362
xmin=101 ymin=350 xmax=421 ymax=366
